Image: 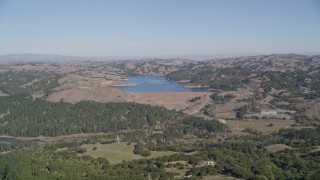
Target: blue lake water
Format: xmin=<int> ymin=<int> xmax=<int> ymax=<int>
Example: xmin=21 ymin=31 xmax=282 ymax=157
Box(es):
xmin=0 ymin=137 xmax=23 ymax=144
xmin=116 ymin=76 xmax=210 ymax=93
xmin=0 ymin=137 xmax=46 ymax=144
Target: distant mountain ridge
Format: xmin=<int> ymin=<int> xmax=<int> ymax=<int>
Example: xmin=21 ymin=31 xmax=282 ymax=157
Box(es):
xmin=0 ymin=54 xmax=95 ymax=62
xmin=0 ymin=53 xmax=319 ymax=63
xmin=0 ymin=53 xmax=192 ymax=62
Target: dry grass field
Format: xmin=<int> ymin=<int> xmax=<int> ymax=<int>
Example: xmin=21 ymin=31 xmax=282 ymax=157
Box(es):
xmin=311 ymin=146 xmax=320 ymax=152
xmin=298 ymin=99 xmax=320 ymax=119
xmin=7 ymin=64 xmax=81 ymax=74
xmin=202 ymin=175 xmax=243 ymax=180
xmin=164 ymin=168 xmax=188 ymax=178
xmin=266 ymin=144 xmax=293 ymax=152
xmin=48 ymin=87 xmax=128 ymax=104
xmin=0 ymin=132 xmax=110 ymax=143
xmin=0 ymin=91 xmax=8 ymax=97
xmin=163 ymin=161 xmax=236 ymax=179
xmin=46 ymin=70 xmax=131 ymax=104
xmin=132 ymin=92 xmax=211 ymax=111
xmin=81 ymin=142 xmax=175 ymax=164
xmin=210 ymin=88 xmax=253 ymax=119
xmin=46 ymin=71 xmax=213 ymax=112
xmin=226 ymin=119 xmax=295 ymax=135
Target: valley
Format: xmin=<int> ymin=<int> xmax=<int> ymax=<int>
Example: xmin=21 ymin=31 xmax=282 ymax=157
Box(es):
xmin=0 ymin=54 xmax=320 ymax=179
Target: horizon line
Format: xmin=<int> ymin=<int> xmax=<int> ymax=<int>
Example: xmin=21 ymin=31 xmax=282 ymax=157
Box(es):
xmin=0 ymin=52 xmax=320 ymax=61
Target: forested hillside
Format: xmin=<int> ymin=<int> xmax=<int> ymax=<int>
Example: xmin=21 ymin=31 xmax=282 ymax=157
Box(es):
xmin=0 ymin=70 xmax=60 ymax=95
xmin=1 ymin=128 xmax=320 ymax=179
xmin=0 ymin=94 xmax=227 ymax=137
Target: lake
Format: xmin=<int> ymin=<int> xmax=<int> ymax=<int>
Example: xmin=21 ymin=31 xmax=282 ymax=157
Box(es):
xmin=115 ymin=76 xmax=210 ymax=93
xmin=0 ymin=137 xmax=23 ymax=144
xmin=0 ymin=137 xmax=46 ymax=144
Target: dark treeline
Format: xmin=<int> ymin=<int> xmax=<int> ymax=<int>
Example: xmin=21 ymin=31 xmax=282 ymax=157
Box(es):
xmin=165 ymin=67 xmax=247 ymax=91
xmin=278 ymin=127 xmax=320 ymax=147
xmin=279 ymin=127 xmax=320 ymax=140
xmin=0 ymin=94 xmax=227 ymax=137
xmin=182 ymin=117 xmax=228 ymax=134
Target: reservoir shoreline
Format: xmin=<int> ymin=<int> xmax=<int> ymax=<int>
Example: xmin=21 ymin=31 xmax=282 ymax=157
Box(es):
xmin=115 ymin=76 xmax=210 ymax=93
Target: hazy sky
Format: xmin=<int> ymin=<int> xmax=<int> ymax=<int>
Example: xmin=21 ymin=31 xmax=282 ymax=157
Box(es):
xmin=0 ymin=0 xmax=319 ymax=58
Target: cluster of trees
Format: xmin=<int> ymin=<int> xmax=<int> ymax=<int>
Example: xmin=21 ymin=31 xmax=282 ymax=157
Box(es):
xmin=185 ymin=138 xmax=320 ymax=179
xmin=0 ymin=149 xmax=176 ymax=179
xmin=259 ymin=70 xmax=320 ymax=98
xmin=182 ymin=117 xmax=229 ymax=134
xmin=242 ymin=128 xmax=262 ymax=135
xmin=0 ymin=94 xmax=176 ymax=136
xmin=278 ymin=127 xmax=320 ymax=145
xmin=1 ymin=125 xmax=320 ymax=179
xmin=210 ymin=93 xmax=235 ymax=104
xmin=0 ymin=70 xmax=60 ymax=95
xmin=305 ymin=92 xmax=320 ymax=99
xmin=209 ymin=78 xmax=241 ymax=91
xmin=189 ymin=96 xmax=201 ymax=102
xmin=2 ymin=135 xmax=320 ymax=179
xmin=165 ymin=67 xmax=249 ymax=91
xmin=166 ymin=63 xmax=320 ymax=103
xmin=236 ymin=106 xmax=248 ymax=119
xmin=0 ymin=141 xmax=37 ymax=153
xmin=133 ymin=142 xmax=151 ymax=157
xmin=0 ymin=94 xmax=227 ymax=137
